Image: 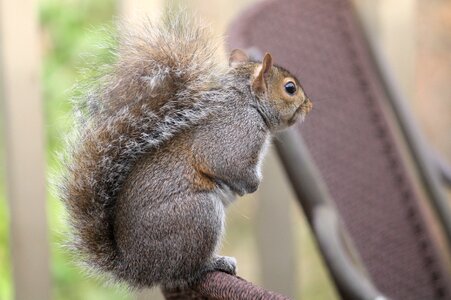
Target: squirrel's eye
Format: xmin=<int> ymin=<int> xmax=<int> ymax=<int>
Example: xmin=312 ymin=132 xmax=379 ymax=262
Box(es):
xmin=284 ymin=81 xmax=297 ymax=95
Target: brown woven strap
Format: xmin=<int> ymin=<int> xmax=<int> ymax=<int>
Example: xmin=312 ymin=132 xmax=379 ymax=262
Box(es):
xmin=161 ymin=272 xmax=291 ymax=300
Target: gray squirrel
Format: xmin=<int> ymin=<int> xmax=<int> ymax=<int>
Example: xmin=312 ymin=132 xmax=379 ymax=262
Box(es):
xmin=60 ymin=11 xmax=312 ymax=290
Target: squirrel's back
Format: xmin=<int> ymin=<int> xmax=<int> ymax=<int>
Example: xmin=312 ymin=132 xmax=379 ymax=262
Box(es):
xmin=59 ymin=11 xmax=229 ymax=281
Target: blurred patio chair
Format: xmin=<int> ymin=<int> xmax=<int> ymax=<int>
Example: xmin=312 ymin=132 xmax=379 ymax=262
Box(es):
xmin=162 ymin=0 xmax=451 ymax=299
xmin=227 ymin=0 xmax=451 ymax=299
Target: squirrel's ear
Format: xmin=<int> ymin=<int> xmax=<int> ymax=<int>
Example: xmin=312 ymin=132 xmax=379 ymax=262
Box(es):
xmin=261 ymin=52 xmax=273 ymax=76
xmin=252 ymin=52 xmax=273 ymax=93
xmin=229 ymin=49 xmax=249 ymax=67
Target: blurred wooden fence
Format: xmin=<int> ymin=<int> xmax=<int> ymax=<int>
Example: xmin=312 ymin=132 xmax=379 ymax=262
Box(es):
xmin=0 ymin=0 xmax=51 ymax=300
xmin=0 ymin=0 xmax=415 ymax=299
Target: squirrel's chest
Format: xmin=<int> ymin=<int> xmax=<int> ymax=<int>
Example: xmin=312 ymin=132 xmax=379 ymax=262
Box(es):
xmin=255 ymin=135 xmax=271 ymax=179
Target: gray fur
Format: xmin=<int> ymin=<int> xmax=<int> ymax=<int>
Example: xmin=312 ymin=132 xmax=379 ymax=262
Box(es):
xmin=113 ymin=82 xmax=269 ymax=288
xmin=60 ymin=11 xmax=310 ymax=290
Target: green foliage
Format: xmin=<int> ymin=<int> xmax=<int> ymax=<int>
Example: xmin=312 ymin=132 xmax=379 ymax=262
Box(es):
xmin=0 ymin=187 xmax=11 ymax=300
xmin=40 ymin=0 xmax=117 ymax=156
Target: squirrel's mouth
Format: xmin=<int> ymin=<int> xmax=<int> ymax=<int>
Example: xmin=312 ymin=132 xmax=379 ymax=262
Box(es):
xmin=299 ymin=98 xmax=313 ymax=115
xmin=289 ymin=98 xmax=312 ymax=125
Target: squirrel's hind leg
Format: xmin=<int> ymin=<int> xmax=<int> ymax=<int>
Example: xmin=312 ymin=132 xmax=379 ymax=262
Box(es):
xmin=158 ymin=193 xmax=237 ymax=290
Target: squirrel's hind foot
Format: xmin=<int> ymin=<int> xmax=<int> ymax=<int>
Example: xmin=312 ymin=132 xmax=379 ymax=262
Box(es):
xmin=211 ymin=255 xmax=237 ymax=275
xmin=160 ymin=256 xmax=237 ymax=291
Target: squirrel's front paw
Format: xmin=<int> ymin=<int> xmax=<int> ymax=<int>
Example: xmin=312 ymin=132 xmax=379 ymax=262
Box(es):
xmin=212 ymin=255 xmax=237 ymax=275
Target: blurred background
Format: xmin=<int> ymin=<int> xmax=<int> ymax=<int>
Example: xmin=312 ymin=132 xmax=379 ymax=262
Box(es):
xmin=0 ymin=0 xmax=450 ymax=299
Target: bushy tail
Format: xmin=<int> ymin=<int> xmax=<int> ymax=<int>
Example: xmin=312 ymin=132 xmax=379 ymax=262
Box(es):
xmin=59 ymin=11 xmax=226 ymax=278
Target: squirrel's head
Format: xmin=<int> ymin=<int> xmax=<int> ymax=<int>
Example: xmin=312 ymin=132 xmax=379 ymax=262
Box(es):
xmin=229 ymin=49 xmax=312 ymax=131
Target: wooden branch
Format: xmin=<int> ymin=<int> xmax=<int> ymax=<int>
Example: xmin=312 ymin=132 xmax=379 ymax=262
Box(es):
xmin=162 ymin=272 xmax=291 ymax=300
